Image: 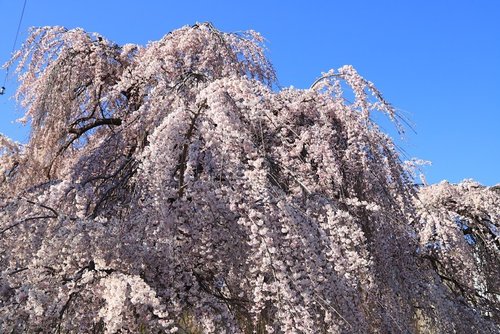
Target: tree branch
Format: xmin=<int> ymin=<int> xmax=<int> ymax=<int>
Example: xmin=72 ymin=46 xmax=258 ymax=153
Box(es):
xmin=177 ymin=101 xmax=206 ymax=197
xmin=0 ymin=215 xmax=57 ymax=235
xmin=68 ymin=118 xmax=122 ymax=136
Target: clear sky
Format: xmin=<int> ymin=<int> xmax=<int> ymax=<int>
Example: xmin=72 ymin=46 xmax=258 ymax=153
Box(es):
xmin=1 ymin=0 xmax=499 ymax=185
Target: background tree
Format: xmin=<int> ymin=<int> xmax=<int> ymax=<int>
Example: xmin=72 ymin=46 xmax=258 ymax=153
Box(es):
xmin=0 ymin=23 xmax=498 ymax=333
xmin=416 ymin=180 xmax=500 ymax=326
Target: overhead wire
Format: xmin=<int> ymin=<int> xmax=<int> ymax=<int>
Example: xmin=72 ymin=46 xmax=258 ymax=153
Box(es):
xmin=1 ymin=0 xmax=28 ymax=94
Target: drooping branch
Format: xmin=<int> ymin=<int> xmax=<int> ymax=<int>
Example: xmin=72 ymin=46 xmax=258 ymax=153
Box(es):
xmin=309 ymin=73 xmax=343 ymax=90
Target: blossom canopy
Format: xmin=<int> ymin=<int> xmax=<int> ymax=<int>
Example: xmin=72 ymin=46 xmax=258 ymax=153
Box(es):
xmin=0 ymin=23 xmax=498 ymax=333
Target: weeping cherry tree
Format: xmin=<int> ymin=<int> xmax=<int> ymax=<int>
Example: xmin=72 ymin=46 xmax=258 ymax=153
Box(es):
xmin=0 ymin=23 xmax=498 ymax=333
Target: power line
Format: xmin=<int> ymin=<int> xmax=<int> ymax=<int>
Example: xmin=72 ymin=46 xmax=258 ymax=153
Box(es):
xmin=1 ymin=0 xmax=28 ymax=94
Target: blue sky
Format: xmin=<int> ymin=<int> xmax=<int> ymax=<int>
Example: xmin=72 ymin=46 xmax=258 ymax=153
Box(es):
xmin=1 ymin=0 xmax=499 ymax=185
